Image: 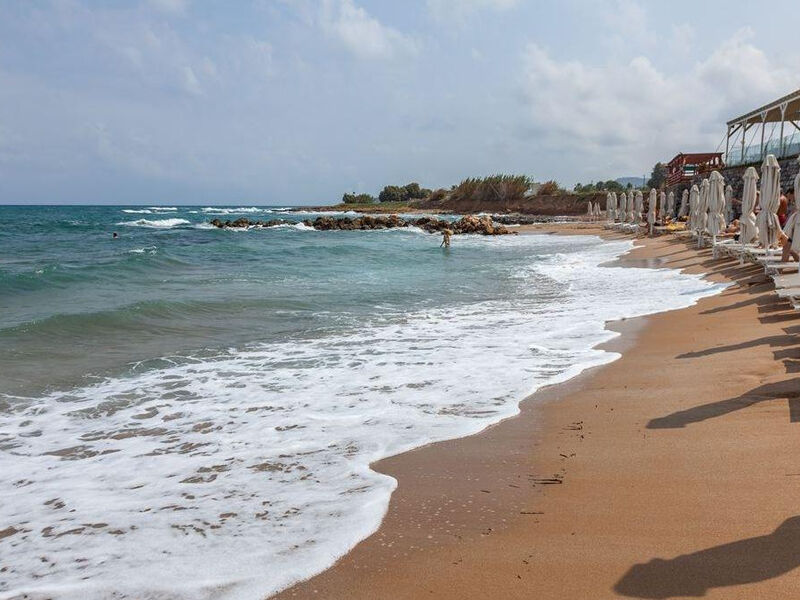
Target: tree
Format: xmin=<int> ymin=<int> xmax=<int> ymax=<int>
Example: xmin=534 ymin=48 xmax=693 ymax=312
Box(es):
xmin=342 ymin=192 xmax=375 ymax=205
xmin=378 ymin=185 xmax=405 ymax=203
xmin=403 ymin=182 xmax=428 ymax=200
xmin=647 ymin=162 xmax=668 ymax=189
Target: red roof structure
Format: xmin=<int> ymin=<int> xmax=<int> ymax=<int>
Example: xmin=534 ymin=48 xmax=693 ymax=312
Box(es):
xmin=666 ymin=152 xmax=724 ymax=187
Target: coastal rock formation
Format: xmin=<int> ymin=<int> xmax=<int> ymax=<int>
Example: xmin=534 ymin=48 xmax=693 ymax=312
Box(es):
xmin=209 ymin=214 xmax=515 ymax=235
xmin=208 ymin=218 xmax=290 ymax=228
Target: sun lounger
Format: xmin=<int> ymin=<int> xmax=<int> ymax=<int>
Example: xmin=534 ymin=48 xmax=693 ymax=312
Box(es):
xmin=774 ymin=286 xmax=800 ymax=310
xmin=759 ymin=258 xmax=798 ymax=274
xmin=772 ymin=272 xmax=800 ymax=289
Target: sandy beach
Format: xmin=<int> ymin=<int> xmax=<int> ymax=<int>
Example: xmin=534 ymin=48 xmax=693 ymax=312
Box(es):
xmin=276 ymin=226 xmax=800 ymax=599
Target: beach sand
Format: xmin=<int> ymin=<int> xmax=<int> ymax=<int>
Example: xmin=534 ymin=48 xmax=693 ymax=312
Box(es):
xmin=275 ymin=227 xmax=800 ymax=599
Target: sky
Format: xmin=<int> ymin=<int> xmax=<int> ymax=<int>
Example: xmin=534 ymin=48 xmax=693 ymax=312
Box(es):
xmin=1 ymin=0 xmax=799 ymax=205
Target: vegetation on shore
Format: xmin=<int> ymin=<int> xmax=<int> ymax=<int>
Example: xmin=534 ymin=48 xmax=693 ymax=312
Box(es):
xmin=340 ymin=174 xmax=575 ymax=209
xmin=572 ymin=163 xmax=668 ymax=194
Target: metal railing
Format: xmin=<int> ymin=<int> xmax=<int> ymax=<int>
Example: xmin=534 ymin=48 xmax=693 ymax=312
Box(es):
xmin=726 ymin=132 xmax=800 ymax=167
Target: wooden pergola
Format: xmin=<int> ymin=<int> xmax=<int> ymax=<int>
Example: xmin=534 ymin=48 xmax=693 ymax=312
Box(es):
xmin=726 ymin=88 xmax=800 ymax=163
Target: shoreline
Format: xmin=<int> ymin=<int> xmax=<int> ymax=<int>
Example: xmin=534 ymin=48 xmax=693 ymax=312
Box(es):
xmin=275 ymin=225 xmax=800 ymax=599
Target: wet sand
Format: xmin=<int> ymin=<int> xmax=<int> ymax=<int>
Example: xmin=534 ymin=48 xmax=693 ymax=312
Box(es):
xmin=275 ymin=226 xmax=800 ymax=599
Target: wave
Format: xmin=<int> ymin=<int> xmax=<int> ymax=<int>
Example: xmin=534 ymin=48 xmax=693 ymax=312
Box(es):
xmin=121 ymin=209 xmax=153 ymax=214
xmin=0 ymin=235 xmax=728 ymax=600
xmin=116 ymin=218 xmax=191 ymax=229
xmin=201 ymin=207 xmax=265 ymax=215
xmin=147 ymin=206 xmax=177 ymax=211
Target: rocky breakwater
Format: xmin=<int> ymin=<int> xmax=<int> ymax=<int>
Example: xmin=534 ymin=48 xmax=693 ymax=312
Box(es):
xmin=209 ymin=214 xmax=515 ymax=235
xmin=208 ymin=218 xmax=291 ymax=228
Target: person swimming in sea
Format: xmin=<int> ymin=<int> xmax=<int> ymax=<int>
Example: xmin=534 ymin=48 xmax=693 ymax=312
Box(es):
xmin=440 ymin=228 xmax=452 ymax=248
xmin=112 ymin=232 xmax=118 ymax=238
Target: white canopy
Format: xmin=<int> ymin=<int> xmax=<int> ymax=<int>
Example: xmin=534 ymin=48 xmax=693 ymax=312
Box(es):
xmin=789 ymin=157 xmax=800 ymax=255
xmin=707 ymin=171 xmax=727 ymax=237
xmin=697 ymin=179 xmax=710 ymax=235
xmin=678 ymin=189 xmax=689 ymax=218
xmin=634 ymin=191 xmax=643 ymax=224
xmin=647 ymin=188 xmax=657 ymax=227
xmin=756 ymin=154 xmax=782 ymax=248
xmin=724 ymin=184 xmax=734 ymax=223
xmin=739 ymin=167 xmax=759 ymax=245
xmin=688 ymin=185 xmax=700 ymax=231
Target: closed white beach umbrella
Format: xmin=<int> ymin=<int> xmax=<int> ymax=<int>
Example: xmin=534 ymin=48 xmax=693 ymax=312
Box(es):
xmin=647 ymin=188 xmax=657 ymax=234
xmin=667 ymin=191 xmax=675 ymax=219
xmin=678 ymin=189 xmax=689 ymax=218
xmin=613 ymin=192 xmax=619 ymax=221
xmin=634 ymin=190 xmax=644 ymax=224
xmin=593 ymin=201 xmax=601 ymax=217
xmin=606 ymin=192 xmax=615 ymax=223
xmin=724 ymin=184 xmax=734 ymax=223
xmin=587 ymin=201 xmax=593 ymax=218
xmin=696 ymin=179 xmax=710 ymax=246
xmin=618 ymin=192 xmax=627 ymax=223
xmin=658 ymin=191 xmax=667 ymax=221
xmin=739 ymin=167 xmax=759 ymax=246
xmin=688 ymin=184 xmax=700 ymax=231
xmin=757 ymin=154 xmax=782 ymax=249
xmin=707 ymin=171 xmax=727 ymax=249
xmin=789 ymin=157 xmax=800 ymax=261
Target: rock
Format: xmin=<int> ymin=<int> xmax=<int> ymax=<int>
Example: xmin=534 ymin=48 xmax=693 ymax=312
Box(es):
xmin=207 ymin=214 xmax=514 ymax=235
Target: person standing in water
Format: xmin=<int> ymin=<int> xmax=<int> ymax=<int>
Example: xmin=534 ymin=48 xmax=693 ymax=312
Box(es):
xmin=440 ymin=228 xmax=452 ymax=248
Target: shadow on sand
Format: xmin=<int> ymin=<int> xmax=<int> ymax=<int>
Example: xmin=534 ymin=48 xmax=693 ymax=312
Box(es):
xmin=646 ymin=377 xmax=800 ymax=428
xmin=614 ymin=516 xmax=800 ymax=598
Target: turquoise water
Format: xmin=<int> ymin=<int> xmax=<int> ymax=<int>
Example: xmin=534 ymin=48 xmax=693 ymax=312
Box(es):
xmin=0 ymin=206 xmax=727 ymax=600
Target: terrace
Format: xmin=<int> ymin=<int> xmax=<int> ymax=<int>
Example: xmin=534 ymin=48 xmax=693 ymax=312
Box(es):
xmin=725 ymin=88 xmax=800 ymax=167
xmin=666 ymin=152 xmax=724 ymax=187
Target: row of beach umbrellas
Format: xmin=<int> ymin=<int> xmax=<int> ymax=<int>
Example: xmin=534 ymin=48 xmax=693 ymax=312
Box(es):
xmin=679 ymin=154 xmax=797 ymax=258
xmin=605 ymin=154 xmax=800 ymax=274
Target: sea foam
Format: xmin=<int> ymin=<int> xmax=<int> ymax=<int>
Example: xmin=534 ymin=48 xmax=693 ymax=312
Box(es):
xmin=116 ymin=218 xmax=191 ymax=229
xmin=0 ymin=235 xmax=727 ymax=600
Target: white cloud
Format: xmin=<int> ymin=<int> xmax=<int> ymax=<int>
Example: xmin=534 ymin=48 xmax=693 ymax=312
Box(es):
xmin=518 ymin=28 xmax=797 ymax=178
xmin=320 ymin=0 xmax=417 ymax=60
xmin=146 ymin=0 xmax=189 ymax=15
xmin=602 ymin=0 xmax=656 ymax=53
xmin=427 ymin=0 xmax=518 ymax=24
xmin=669 ymin=23 xmax=695 ymax=56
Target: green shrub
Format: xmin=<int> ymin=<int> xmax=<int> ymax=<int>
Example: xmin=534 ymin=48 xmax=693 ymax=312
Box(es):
xmin=342 ymin=192 xmax=376 ymax=205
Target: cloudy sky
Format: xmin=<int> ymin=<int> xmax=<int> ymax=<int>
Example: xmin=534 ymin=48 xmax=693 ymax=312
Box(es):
xmin=1 ymin=0 xmax=798 ymax=205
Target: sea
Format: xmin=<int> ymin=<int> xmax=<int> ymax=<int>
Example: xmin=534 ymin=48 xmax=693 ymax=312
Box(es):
xmin=0 ymin=205 xmax=726 ymax=599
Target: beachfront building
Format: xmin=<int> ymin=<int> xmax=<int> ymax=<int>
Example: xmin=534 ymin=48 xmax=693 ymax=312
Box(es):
xmin=666 ymin=153 xmax=724 ymax=187
xmin=724 ymin=88 xmax=800 ymax=167
xmin=717 ymin=89 xmax=800 ymax=204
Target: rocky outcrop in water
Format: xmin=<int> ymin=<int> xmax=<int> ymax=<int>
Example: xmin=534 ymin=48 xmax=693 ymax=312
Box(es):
xmin=209 ymin=214 xmax=515 ymax=235
xmin=209 ymin=218 xmax=290 ymax=228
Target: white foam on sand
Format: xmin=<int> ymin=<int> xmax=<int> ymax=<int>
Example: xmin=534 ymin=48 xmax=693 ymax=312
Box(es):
xmin=0 ymin=235 xmax=727 ymax=600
